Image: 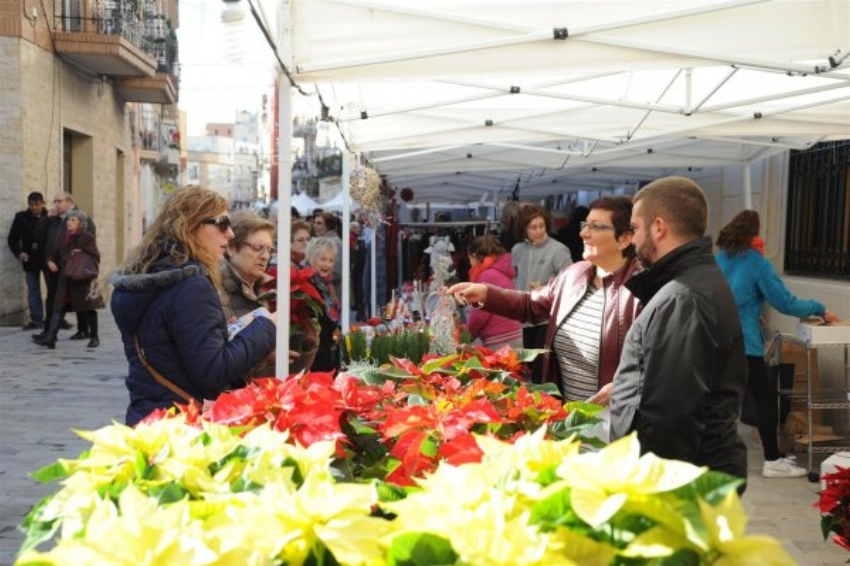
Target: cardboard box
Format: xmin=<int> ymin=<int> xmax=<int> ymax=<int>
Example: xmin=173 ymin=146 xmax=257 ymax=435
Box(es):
xmin=797 ymin=319 xmax=850 ymax=345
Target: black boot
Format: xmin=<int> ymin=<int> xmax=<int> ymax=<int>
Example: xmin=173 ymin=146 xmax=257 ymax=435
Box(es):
xmin=85 ymin=311 xmax=99 ymax=348
xmin=34 ymin=313 xmax=60 ymax=349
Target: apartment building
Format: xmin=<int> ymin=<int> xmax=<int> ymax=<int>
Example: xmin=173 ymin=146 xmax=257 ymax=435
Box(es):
xmin=0 ymin=0 xmax=180 ymax=324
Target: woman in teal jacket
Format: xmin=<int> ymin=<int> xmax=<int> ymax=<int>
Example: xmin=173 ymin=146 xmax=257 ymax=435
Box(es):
xmin=716 ymin=210 xmax=839 ymax=478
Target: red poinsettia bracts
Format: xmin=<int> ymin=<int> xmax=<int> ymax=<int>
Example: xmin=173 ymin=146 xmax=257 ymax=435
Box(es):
xmin=816 ymin=465 xmax=850 ymax=553
xmin=141 ymin=348 xmax=576 ymax=486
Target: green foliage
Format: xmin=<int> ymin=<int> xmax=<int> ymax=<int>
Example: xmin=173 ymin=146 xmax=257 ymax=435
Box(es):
xmin=387 ymin=533 xmax=459 ymax=566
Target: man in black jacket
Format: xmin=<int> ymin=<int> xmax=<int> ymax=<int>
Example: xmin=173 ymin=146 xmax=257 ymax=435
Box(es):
xmin=610 ymin=176 xmax=748 ymax=488
xmin=7 ymin=192 xmax=47 ymax=329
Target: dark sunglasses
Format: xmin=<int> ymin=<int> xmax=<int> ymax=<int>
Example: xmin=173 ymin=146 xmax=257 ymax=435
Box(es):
xmin=201 ymin=215 xmax=231 ymax=233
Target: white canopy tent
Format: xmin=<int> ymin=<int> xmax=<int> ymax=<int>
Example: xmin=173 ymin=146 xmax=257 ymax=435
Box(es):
xmin=320 ymin=191 xmax=362 ymax=213
xmin=228 ymin=0 xmax=850 ymax=375
xmin=291 ymin=192 xmax=320 ymax=216
xmin=275 ymin=0 xmax=850 ymax=202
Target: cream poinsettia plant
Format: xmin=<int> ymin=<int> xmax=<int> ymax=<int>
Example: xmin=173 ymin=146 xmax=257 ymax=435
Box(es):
xmin=16 ymin=419 xmax=794 ymax=566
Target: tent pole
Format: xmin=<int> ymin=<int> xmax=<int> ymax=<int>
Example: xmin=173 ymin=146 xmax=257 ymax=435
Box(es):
xmin=275 ymin=2 xmax=293 ymax=380
xmin=743 ymin=163 xmax=752 ymax=210
xmin=342 ymin=152 xmax=351 ymax=332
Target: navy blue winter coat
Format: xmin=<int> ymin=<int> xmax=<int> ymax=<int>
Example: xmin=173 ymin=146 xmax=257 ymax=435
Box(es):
xmin=111 ymin=260 xmax=276 ymax=426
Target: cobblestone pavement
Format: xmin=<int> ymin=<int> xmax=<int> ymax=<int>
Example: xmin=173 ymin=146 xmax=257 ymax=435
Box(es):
xmin=0 ymin=313 xmax=847 ymax=565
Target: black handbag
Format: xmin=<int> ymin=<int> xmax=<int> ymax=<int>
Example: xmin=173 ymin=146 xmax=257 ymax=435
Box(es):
xmin=64 ymin=250 xmax=99 ymax=282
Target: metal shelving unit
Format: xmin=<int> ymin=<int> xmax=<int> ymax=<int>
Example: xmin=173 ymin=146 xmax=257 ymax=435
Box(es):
xmin=773 ymin=332 xmax=850 ymax=482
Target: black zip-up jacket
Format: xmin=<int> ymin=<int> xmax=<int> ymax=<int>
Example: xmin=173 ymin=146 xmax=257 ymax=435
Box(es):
xmin=7 ymin=209 xmax=45 ymax=272
xmin=610 ymin=236 xmax=748 ymax=482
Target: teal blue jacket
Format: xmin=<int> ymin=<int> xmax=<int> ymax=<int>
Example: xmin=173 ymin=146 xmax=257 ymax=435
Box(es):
xmin=716 ymin=249 xmax=825 ymax=357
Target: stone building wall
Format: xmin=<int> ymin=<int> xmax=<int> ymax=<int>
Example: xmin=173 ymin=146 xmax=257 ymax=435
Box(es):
xmin=0 ymin=37 xmax=133 ymax=324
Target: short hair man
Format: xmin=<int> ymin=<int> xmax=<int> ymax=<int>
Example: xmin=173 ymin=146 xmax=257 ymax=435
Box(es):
xmin=7 ymin=192 xmax=47 ymax=329
xmin=610 ymin=176 xmax=748 ymax=486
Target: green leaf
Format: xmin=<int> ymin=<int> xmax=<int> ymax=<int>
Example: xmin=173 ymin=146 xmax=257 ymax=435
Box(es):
xmin=19 ymin=495 xmax=60 ymax=553
xmin=281 ymin=456 xmax=305 ymax=488
xmin=407 ymin=394 xmax=429 ymax=406
xmin=514 ymin=348 xmax=547 ymax=363
xmin=529 ymin=486 xmax=584 ymax=531
xmin=231 ymin=477 xmax=264 ymax=494
xmin=148 ymin=481 xmax=190 ymax=503
xmin=420 ymin=354 xmax=459 ymax=375
xmin=30 ymin=461 xmax=68 ymax=484
xmin=387 ymin=532 xmax=459 ymax=566
xmin=97 ymin=481 xmax=128 ymax=503
xmin=563 ymin=400 xmax=605 ymax=417
xmin=419 ymin=436 xmax=438 ymax=458
xmin=670 ymin=470 xmax=743 ymax=506
xmin=135 ymin=449 xmax=153 ymax=480
xmin=375 ymin=481 xmax=409 ymax=503
xmin=208 ymin=445 xmax=257 ymax=476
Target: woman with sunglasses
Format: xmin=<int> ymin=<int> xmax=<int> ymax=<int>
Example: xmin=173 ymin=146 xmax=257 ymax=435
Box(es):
xmin=447 ymin=196 xmax=640 ymax=404
xmin=111 ymin=187 xmax=277 ymax=426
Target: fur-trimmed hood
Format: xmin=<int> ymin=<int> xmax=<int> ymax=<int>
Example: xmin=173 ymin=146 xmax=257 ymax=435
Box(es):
xmin=110 ymin=263 xmax=208 ymax=337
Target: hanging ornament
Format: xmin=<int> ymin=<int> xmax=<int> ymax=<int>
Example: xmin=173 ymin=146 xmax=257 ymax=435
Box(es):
xmin=349 ymin=166 xmax=382 ymax=211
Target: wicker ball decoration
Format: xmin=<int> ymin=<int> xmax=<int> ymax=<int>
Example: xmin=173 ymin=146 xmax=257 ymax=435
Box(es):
xmin=349 ymin=166 xmax=382 ymax=211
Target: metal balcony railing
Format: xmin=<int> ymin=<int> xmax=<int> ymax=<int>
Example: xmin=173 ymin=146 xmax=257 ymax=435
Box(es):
xmin=57 ymin=0 xmax=178 ymax=76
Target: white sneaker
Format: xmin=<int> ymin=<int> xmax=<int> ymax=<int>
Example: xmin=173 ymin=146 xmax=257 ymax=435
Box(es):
xmin=763 ymin=458 xmax=807 ymax=478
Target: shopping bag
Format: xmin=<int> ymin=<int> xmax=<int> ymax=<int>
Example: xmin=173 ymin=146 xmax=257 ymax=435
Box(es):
xmin=64 ymin=250 xmax=99 ymax=282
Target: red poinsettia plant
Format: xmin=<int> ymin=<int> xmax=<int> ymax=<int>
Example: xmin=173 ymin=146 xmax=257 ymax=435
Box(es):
xmin=818 ymin=465 xmax=850 ymax=553
xmin=141 ymin=345 xmax=603 ymax=487
xmin=257 ymin=265 xmax=324 ymax=337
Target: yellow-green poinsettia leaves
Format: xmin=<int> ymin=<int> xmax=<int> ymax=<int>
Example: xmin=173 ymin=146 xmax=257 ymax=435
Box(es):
xmin=696 ymin=491 xmax=796 ymax=565
xmin=569 ymin=489 xmax=628 ymax=529
xmin=709 ymin=537 xmax=797 ymax=566
xmin=547 ymin=528 xmax=617 ymax=566
xmin=315 ymin=515 xmax=393 ymax=566
xmin=619 ymin=525 xmax=684 ymax=558
xmin=556 ymin=434 xmax=706 ymax=529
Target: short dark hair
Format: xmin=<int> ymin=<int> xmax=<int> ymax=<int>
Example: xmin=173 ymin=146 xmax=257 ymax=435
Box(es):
xmin=634 ymin=176 xmax=708 ymax=239
xmin=27 ymin=192 xmax=44 ymax=203
xmin=589 ymin=196 xmax=636 ymax=258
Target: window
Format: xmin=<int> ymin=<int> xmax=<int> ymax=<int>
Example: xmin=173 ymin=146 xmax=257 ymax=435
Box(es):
xmin=785 ymin=140 xmax=850 ymax=280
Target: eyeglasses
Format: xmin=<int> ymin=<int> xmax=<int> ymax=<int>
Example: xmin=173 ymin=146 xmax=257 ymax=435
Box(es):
xmin=201 ymin=215 xmax=231 ymax=233
xmin=243 ymin=242 xmax=275 ymax=255
xmin=580 ymin=221 xmax=616 ymax=233
xmin=53 ymin=199 xmax=66 ymax=204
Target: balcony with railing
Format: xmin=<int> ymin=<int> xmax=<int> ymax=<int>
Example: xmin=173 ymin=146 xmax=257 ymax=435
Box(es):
xmin=55 ymin=1 xmax=179 ymax=104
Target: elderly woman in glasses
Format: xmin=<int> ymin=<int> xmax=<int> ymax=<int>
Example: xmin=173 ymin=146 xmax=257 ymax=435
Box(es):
xmin=111 ymin=186 xmax=277 ymax=426
xmin=220 ymin=210 xmax=276 ymax=321
xmin=447 ymin=196 xmax=641 ymax=404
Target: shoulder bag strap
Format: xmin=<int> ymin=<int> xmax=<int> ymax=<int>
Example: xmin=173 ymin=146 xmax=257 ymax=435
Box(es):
xmin=133 ymin=335 xmax=196 ymax=404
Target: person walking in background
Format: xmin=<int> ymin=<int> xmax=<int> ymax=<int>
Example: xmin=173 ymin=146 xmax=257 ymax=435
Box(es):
xmin=305 ymin=237 xmax=341 ymax=373
xmin=464 ymin=235 xmax=523 ymax=351
xmin=716 ymin=209 xmax=840 ymax=478
xmin=510 ymin=204 xmax=572 ymax=381
xmin=110 ymin=186 xmax=277 ymax=426
xmin=34 ymin=210 xmax=104 ymax=349
xmin=35 ymin=191 xmax=97 ymax=341
xmin=556 ymin=205 xmax=590 ymax=263
xmin=448 ymin=196 xmax=640 ymax=402
xmin=610 ymin=176 xmax=748 ymax=486
xmin=7 ymin=192 xmax=47 ymax=330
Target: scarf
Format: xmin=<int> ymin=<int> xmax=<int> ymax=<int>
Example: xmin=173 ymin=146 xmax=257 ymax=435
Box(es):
xmin=469 ymin=255 xmax=497 ymax=283
xmin=311 ymin=272 xmax=340 ymax=322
